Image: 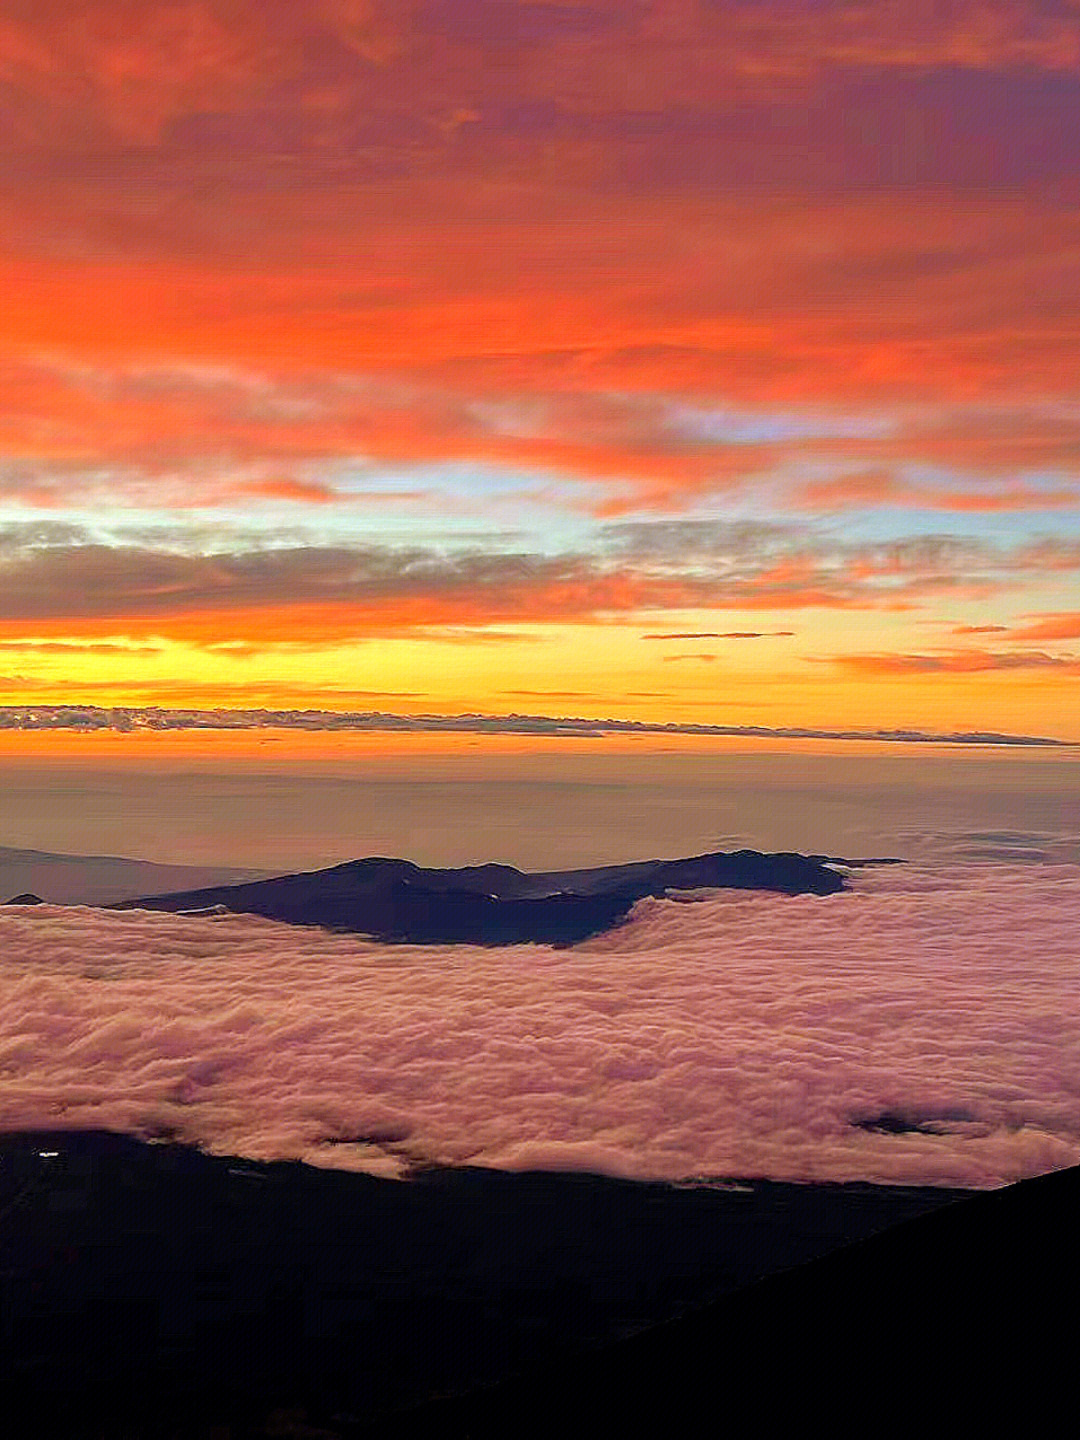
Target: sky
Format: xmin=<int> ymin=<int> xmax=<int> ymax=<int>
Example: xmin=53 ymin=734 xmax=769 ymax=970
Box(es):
xmin=2 ymin=1 xmax=1080 ymax=737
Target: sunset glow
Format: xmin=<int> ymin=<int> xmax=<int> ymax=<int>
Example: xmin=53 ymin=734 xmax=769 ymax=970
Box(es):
xmin=2 ymin=1 xmax=1079 ymax=736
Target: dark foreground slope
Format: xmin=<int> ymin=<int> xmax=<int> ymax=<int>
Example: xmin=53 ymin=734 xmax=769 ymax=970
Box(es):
xmin=408 ymin=1160 xmax=1080 ymax=1439
xmin=117 ymin=849 xmax=845 ymax=944
xmin=0 ymin=1131 xmax=963 ymax=1437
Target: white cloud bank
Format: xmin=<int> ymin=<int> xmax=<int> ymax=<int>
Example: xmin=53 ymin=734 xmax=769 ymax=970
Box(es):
xmin=2 ymin=863 xmax=1078 ymax=1188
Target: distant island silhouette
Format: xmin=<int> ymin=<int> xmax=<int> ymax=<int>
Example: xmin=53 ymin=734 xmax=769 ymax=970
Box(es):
xmin=0 ymin=844 xmax=267 ymax=907
xmin=115 ymin=849 xmax=849 ymax=944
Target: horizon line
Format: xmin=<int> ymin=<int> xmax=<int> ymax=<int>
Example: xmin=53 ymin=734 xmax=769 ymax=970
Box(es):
xmin=0 ymin=705 xmax=1072 ymax=749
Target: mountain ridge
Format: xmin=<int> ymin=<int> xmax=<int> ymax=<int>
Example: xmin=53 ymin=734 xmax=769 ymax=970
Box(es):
xmin=116 ymin=848 xmax=849 ymax=945
xmin=0 ymin=845 xmax=269 ymax=906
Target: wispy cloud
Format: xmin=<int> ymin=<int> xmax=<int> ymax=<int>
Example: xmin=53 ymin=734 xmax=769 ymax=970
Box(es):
xmin=794 ymin=470 xmax=1080 ymax=514
xmin=1011 ymin=612 xmax=1080 ymax=641
xmin=0 ymin=523 xmax=1071 ymax=639
xmin=0 ymin=639 xmax=163 ymax=654
xmin=643 ymin=631 xmax=795 ymax=640
xmin=824 ymin=649 xmax=1080 ymax=676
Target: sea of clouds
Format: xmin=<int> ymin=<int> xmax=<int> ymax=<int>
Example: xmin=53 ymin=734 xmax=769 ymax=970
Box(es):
xmin=2 ymin=862 xmax=1078 ymax=1188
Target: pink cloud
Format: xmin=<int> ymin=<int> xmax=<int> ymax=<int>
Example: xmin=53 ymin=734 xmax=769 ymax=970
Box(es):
xmin=1 ymin=862 xmax=1079 ymax=1188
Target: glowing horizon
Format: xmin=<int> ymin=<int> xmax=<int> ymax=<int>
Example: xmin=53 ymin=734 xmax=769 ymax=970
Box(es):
xmin=0 ymin=701 xmax=1072 ymax=750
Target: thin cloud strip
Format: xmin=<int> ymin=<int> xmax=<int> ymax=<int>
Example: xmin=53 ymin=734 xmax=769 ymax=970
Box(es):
xmin=0 ymin=706 xmax=1067 ymax=748
xmin=643 ymin=631 xmax=795 ymax=640
xmin=826 ymin=649 xmax=1080 ymax=675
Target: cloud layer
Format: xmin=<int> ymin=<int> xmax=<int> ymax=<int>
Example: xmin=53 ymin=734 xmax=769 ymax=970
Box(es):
xmin=1 ymin=520 xmax=1074 ymax=636
xmin=2 ymin=862 xmax=1078 ymax=1188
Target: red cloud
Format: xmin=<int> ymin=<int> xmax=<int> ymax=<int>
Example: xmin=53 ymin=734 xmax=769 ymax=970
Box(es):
xmin=797 ymin=471 xmax=1080 ymax=514
xmin=1010 ymin=612 xmax=1080 ymax=641
xmin=4 ymin=0 xmax=1076 ymax=152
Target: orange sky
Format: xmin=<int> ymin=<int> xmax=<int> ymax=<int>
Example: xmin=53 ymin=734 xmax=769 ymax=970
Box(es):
xmin=1 ymin=1 xmax=1079 ymax=737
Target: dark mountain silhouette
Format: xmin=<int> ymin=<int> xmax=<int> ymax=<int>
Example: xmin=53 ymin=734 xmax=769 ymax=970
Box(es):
xmin=0 ymin=1130 xmax=968 ymax=1436
xmin=391 ymin=1159 xmax=1080 ymax=1438
xmin=2 ymin=892 xmax=44 ymax=905
xmin=116 ymin=849 xmax=846 ymax=944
